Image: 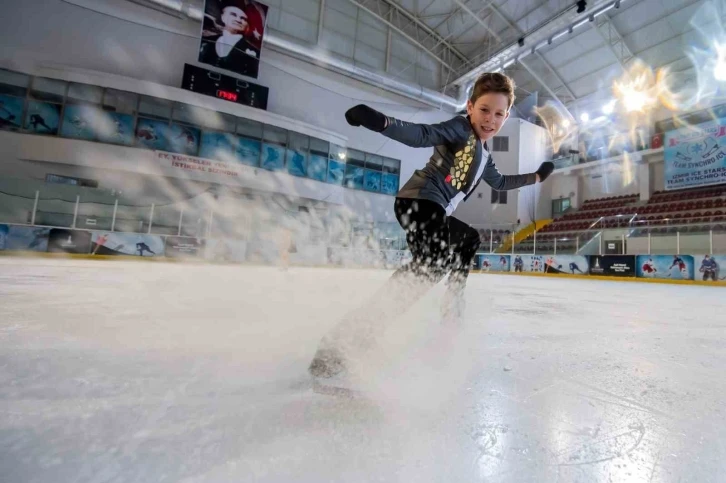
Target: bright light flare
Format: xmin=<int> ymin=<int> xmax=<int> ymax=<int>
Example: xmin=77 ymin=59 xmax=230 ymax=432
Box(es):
xmin=533 ymin=102 xmax=577 ymax=154
xmin=612 ymin=64 xmax=659 ymax=113
xmin=713 ymin=41 xmax=726 ymax=81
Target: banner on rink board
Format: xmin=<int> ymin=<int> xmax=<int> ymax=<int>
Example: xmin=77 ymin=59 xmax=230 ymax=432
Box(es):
xmin=90 ymin=232 xmax=165 ymax=257
xmin=663 ymin=117 xmax=726 ymax=190
xmin=204 ymin=239 xmax=248 ymax=263
xmin=588 ymin=255 xmax=636 ymax=277
xmin=692 ymin=255 xmax=726 ymax=282
xmin=327 ymin=247 xmax=411 ymax=268
xmin=46 ymin=228 xmax=92 ymax=254
xmin=165 ymin=236 xmax=205 ymax=258
xmin=0 ymin=224 xmax=49 ymax=252
xmin=475 ymin=254 xmax=510 ymax=272
xmin=510 ymin=254 xmax=589 ymax=275
xmin=636 ymin=255 xmax=694 ymax=280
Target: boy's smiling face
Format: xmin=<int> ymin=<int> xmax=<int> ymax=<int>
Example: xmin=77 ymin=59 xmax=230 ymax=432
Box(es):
xmin=466 ymin=92 xmax=510 ymax=142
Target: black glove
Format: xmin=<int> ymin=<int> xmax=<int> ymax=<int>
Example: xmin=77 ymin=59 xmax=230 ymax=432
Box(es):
xmin=345 ymin=104 xmax=387 ymax=132
xmin=536 ymin=161 xmax=554 ymax=182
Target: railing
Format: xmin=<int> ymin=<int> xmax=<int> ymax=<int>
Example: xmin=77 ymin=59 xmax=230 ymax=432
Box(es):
xmin=513 ymin=214 xmax=726 ymax=255
xmin=0 ymin=176 xmax=407 ymax=251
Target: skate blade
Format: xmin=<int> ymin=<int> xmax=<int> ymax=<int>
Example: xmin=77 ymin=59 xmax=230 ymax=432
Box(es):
xmin=311 ymin=378 xmax=364 ymax=399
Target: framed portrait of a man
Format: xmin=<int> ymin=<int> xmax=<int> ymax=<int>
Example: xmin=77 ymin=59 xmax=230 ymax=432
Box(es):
xmin=198 ymin=0 xmax=268 ymax=79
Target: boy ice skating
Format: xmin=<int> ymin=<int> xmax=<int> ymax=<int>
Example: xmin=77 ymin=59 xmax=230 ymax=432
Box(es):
xmin=309 ymin=72 xmax=554 ymax=383
xmin=513 ymin=255 xmax=523 ymax=272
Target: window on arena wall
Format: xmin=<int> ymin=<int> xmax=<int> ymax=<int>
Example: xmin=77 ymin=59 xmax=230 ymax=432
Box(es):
xmin=287 ymin=131 xmax=309 ymax=178
xmin=491 ymin=190 xmax=507 ymax=204
xmin=492 ymin=136 xmax=509 ymax=152
xmin=363 ymin=153 xmax=383 ymax=192
xmin=100 ymin=89 xmax=138 ymax=146
xmin=344 ymin=149 xmax=366 ymax=190
xmin=381 ymin=158 xmax=400 ymax=195
xmin=308 ymin=138 xmax=329 ymax=183
xmin=552 ymin=197 xmax=571 ymax=216
xmin=327 ymin=144 xmax=346 ymax=185
xmin=27 ymin=77 xmax=65 ymax=137
xmin=236 ymin=118 xmax=263 ymax=167
xmin=136 ymin=96 xmax=173 ymax=151
xmin=0 ymin=68 xmax=401 ymax=196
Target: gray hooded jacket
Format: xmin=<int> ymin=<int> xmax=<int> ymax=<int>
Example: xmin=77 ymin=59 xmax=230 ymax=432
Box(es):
xmin=381 ymin=114 xmax=537 ymax=214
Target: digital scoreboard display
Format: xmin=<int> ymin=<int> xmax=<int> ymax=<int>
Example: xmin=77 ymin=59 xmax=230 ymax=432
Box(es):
xmin=181 ymin=64 xmax=269 ymax=110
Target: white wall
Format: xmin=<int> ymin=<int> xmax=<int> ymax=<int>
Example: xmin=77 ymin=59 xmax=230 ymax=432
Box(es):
xmin=652 ymin=156 xmax=665 ymax=192
xmin=580 ymin=163 xmax=640 ymax=201
xmin=448 ymin=118 xmax=551 ymax=228
xmin=0 ymin=0 xmax=454 ymax=224
xmin=452 ymin=119 xmax=521 ymax=228
xmin=550 ymin=174 xmax=580 ymax=209
xmin=517 ymin=120 xmax=551 ymax=224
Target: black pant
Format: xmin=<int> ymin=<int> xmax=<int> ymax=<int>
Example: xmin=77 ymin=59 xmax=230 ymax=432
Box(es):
xmin=316 ymin=198 xmax=481 ymax=357
xmin=393 ymin=198 xmax=481 ymax=290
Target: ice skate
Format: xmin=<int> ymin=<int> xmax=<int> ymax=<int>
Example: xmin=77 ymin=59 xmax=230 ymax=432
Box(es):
xmin=308 ymin=347 xmax=364 ymax=398
xmin=441 ymin=285 xmax=466 ymax=325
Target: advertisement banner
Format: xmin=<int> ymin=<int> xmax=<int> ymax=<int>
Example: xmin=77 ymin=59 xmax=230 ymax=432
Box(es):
xmin=476 ymin=254 xmax=510 ymax=272
xmin=136 ymin=118 xmax=171 ymax=151
xmin=165 ymin=236 xmax=205 ymax=258
xmin=47 ymin=229 xmax=92 ymax=254
xmin=327 ymin=247 xmax=384 ymax=267
xmin=511 ymin=254 xmax=589 ymax=274
xmin=664 ymin=117 xmax=726 ymax=190
xmin=308 ymin=154 xmax=327 ymax=182
xmin=90 ymin=232 xmax=164 ymax=257
xmin=168 ymin=124 xmax=201 ymax=155
xmin=199 ymin=131 xmax=239 ymax=161
xmin=205 ymin=239 xmax=248 ymax=262
xmin=290 ymin=244 xmax=328 ymax=266
xmin=693 ymin=255 xmax=726 ymax=282
xmin=588 ymin=255 xmax=636 ymax=277
xmin=198 ymin=0 xmax=268 ymax=79
xmin=95 ymin=111 xmax=135 ymax=146
xmin=155 ymin=151 xmax=242 ymax=181
xmin=61 ymin=104 xmax=100 ymax=141
xmin=0 ymin=94 xmax=24 ymax=131
xmin=25 ymin=100 xmax=61 ymax=135
xmin=381 ymin=249 xmax=412 ymax=269
xmin=261 ymin=143 xmax=285 ymax=171
xmin=0 ymin=224 xmax=49 ymax=252
xmin=636 ymin=255 xmax=694 ymax=280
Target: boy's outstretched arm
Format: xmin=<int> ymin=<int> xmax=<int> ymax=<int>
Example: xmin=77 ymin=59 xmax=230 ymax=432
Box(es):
xmin=345 ymin=104 xmax=470 ymax=147
xmin=484 ymin=159 xmax=554 ymax=191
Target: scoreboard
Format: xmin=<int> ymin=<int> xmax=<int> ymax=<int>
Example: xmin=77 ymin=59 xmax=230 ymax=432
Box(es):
xmin=181 ymin=64 xmax=269 ymax=110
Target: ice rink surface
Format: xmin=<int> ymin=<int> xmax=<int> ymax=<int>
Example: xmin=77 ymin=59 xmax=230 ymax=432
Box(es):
xmin=1 ymin=257 xmax=725 ymax=483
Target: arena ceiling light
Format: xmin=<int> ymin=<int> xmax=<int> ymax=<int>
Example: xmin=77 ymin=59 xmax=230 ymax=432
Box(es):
xmin=602 ymin=100 xmax=616 ymax=114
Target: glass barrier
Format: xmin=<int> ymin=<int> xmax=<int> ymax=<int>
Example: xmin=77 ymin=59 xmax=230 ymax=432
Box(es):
xmin=2 ymin=176 xmax=725 ymax=257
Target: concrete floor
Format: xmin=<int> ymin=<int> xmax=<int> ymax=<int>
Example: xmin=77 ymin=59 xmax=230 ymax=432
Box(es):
xmin=1 ymin=258 xmax=725 ymax=482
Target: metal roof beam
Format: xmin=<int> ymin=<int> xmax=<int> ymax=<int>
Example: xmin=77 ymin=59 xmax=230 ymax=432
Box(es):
xmin=486 ymin=2 xmax=576 ymax=104
xmin=345 ymin=0 xmax=471 ymax=75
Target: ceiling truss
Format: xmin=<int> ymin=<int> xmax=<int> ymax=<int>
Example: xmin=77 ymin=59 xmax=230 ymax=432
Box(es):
xmin=344 ymin=0 xmax=473 ymax=77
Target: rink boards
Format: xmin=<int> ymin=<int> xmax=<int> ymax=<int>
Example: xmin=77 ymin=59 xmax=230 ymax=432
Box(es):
xmin=477 ymin=254 xmax=726 ymax=284
xmin=2 ymin=223 xmax=725 ymax=284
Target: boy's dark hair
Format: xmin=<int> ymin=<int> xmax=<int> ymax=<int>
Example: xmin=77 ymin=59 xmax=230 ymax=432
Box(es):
xmin=469 ymin=72 xmax=516 ymax=109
